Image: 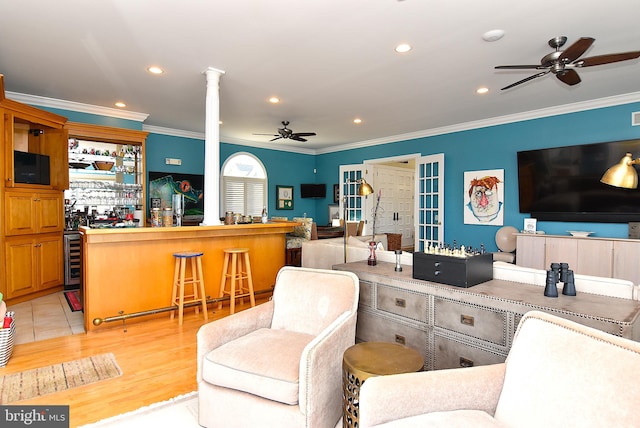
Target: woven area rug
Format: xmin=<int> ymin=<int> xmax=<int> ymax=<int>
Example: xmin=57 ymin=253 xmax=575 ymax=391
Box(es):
xmin=78 ymin=391 xmax=199 ymax=427
xmin=0 ymin=353 xmax=122 ymax=403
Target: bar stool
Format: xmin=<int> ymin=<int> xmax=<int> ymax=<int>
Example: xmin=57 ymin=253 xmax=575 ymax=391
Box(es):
xmin=171 ymin=251 xmax=208 ymax=325
xmin=219 ymin=248 xmax=256 ymax=315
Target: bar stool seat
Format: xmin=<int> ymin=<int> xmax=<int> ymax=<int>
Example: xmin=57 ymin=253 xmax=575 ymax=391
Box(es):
xmin=219 ymin=248 xmax=256 ymax=315
xmin=171 ymin=251 xmax=208 ymax=325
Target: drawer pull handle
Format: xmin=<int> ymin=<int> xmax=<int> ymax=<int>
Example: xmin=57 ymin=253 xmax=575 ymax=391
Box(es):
xmin=395 ymin=298 xmax=406 ymax=308
xmin=434 ymin=270 xmax=441 ymax=276
xmin=459 ymin=357 xmax=474 ymax=368
xmin=434 ymin=262 xmax=441 ymax=267
xmin=395 ymin=334 xmax=406 ymax=345
xmin=460 ymin=314 xmax=475 ymax=326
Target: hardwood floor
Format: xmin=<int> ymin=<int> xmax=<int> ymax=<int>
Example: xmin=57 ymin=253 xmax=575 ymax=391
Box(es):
xmin=0 ymin=295 xmax=271 ymax=427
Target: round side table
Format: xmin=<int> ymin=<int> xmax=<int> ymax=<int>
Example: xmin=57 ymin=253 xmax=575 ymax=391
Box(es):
xmin=342 ymin=342 xmax=423 ymax=428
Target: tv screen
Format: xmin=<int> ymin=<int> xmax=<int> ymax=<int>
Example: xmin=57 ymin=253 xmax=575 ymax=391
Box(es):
xmin=300 ymin=183 xmax=326 ymax=198
xmin=517 ymin=139 xmax=640 ymax=223
xmin=14 ymin=151 xmax=50 ymax=185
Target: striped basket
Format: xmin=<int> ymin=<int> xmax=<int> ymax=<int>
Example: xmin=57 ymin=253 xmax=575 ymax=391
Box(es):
xmin=0 ymin=315 xmax=16 ymax=368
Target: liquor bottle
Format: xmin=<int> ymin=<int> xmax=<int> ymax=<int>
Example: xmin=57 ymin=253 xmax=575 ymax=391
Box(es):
xmin=261 ymin=206 xmax=268 ymax=223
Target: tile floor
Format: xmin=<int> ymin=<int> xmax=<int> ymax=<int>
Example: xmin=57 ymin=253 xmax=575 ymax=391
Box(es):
xmin=6 ymin=291 xmax=85 ymax=345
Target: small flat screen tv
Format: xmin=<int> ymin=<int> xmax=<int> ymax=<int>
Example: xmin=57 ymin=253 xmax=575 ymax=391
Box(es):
xmin=300 ymin=183 xmax=326 ymax=198
xmin=517 ymin=139 xmax=640 ymax=223
xmin=14 ymin=151 xmax=50 ymax=185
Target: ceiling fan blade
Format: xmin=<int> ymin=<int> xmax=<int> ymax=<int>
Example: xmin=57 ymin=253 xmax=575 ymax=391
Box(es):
xmin=558 ymin=37 xmax=595 ymax=62
xmin=270 ymin=136 xmax=283 ymax=141
xmin=556 ymin=69 xmax=581 ymax=86
xmin=574 ymin=51 xmax=640 ymax=67
xmin=290 ymin=136 xmax=308 ymax=142
xmin=500 ymin=71 xmax=549 ymax=90
xmin=292 ymin=132 xmax=316 ymax=137
xmin=495 ymin=65 xmax=543 ymax=69
xmin=253 ymin=133 xmax=278 ymax=136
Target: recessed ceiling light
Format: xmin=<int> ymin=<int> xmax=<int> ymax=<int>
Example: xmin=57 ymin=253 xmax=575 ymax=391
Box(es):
xmin=395 ymin=44 xmax=412 ymax=53
xmin=219 ymin=120 xmax=223 ymax=125
xmin=476 ymin=87 xmax=489 ymax=94
xmin=147 ymin=66 xmax=164 ymax=74
xmin=353 ymin=118 xmax=362 ymax=124
xmin=482 ymin=29 xmax=505 ymax=42
xmin=269 ymin=97 xmax=280 ymax=103
xmin=115 ymin=102 xmax=126 ymax=108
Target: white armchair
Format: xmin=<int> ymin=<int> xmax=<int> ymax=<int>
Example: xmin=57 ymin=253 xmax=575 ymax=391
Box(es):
xmin=359 ymin=310 xmax=640 ymax=427
xmin=197 ymin=266 xmax=359 ymax=428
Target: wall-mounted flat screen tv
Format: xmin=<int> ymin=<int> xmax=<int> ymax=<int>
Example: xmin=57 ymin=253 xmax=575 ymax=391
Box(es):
xmin=517 ymin=139 xmax=640 ymax=223
xmin=300 ymin=183 xmax=326 ymax=198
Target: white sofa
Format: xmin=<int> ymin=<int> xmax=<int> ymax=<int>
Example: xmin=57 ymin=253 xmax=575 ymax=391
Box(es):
xmin=302 ymin=235 xmax=414 ymax=270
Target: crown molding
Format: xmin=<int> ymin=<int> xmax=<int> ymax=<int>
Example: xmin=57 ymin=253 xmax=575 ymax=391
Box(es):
xmin=314 ymin=91 xmax=640 ymax=154
xmin=5 ymin=91 xmax=149 ymax=122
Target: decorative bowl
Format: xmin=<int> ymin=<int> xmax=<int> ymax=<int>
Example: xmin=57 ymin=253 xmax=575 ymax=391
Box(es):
xmin=567 ymin=231 xmax=594 ymax=237
xmin=92 ymin=161 xmax=114 ymax=171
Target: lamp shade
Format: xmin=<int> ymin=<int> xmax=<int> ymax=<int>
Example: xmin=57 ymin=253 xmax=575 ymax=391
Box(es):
xmin=600 ymin=153 xmax=638 ymax=189
xmin=357 ymin=178 xmax=374 ymax=196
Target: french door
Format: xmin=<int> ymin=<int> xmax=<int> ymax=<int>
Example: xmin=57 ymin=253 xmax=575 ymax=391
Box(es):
xmin=415 ymin=154 xmax=444 ymax=252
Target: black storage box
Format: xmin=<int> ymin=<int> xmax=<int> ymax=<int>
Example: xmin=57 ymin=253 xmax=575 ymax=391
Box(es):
xmin=412 ymin=252 xmax=493 ymax=288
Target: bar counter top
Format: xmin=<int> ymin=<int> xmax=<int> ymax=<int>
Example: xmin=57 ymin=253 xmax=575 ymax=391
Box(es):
xmin=80 ymin=222 xmax=296 ymax=331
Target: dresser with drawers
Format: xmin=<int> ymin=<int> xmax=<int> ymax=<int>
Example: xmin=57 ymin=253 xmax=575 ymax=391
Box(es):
xmin=334 ymin=261 xmax=640 ymax=371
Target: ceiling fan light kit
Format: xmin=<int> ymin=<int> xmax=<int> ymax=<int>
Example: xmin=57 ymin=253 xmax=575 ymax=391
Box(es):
xmin=495 ymin=36 xmax=640 ymax=90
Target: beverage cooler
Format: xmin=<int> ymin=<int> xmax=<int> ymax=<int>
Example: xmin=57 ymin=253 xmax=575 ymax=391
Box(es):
xmin=63 ymin=232 xmax=81 ymax=290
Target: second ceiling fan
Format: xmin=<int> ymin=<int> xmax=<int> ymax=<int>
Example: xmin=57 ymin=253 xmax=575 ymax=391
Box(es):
xmin=495 ymin=36 xmax=640 ymax=90
xmin=254 ymin=121 xmax=317 ymax=142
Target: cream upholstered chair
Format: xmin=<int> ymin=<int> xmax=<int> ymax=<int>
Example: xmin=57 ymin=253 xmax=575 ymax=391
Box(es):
xmin=197 ymin=266 xmax=359 ymax=428
xmin=285 ymin=217 xmax=315 ymax=266
xmin=359 ymin=310 xmax=640 ymax=428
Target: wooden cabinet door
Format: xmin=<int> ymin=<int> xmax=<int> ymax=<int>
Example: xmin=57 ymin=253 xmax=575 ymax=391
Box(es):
xmin=38 ymin=234 xmax=64 ymax=290
xmin=515 ymin=235 xmax=545 ymax=270
xmin=4 ymin=192 xmax=36 ymax=235
xmin=5 ymin=236 xmax=38 ymax=298
xmin=613 ymin=241 xmax=640 ymax=285
xmin=544 ymin=237 xmax=578 ymax=268
xmin=576 ymin=239 xmax=613 ymax=278
xmin=36 ymin=193 xmax=63 ymax=233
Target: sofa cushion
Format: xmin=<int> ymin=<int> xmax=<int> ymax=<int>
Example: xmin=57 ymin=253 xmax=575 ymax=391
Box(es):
xmin=202 ymin=328 xmax=315 ymax=405
xmin=370 ymin=409 xmax=506 ymax=428
xmin=290 ymin=217 xmax=313 ymax=239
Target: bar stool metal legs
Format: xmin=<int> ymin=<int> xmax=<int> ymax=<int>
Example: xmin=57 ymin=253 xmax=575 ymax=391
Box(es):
xmin=171 ymin=251 xmax=208 ymax=325
xmin=219 ymin=248 xmax=256 ymax=315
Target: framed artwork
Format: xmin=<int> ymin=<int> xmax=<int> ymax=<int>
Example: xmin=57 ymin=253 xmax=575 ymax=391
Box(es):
xmin=277 ymin=185 xmax=294 ymax=210
xmin=149 ymin=171 xmax=204 ymax=221
xmin=333 ymin=184 xmax=340 ymax=203
xmin=328 ymin=203 xmax=340 ymax=224
xmin=463 ymin=169 xmax=504 ymax=226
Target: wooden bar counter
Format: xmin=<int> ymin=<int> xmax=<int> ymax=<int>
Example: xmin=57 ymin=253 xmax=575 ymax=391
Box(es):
xmin=80 ymin=222 xmax=295 ymax=332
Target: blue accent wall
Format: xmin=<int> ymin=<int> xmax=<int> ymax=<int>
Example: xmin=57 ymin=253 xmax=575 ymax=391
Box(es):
xmin=38 ymin=100 xmax=640 ymax=251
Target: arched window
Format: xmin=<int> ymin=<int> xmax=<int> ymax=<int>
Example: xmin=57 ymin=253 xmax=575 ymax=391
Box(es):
xmin=221 ymin=153 xmax=267 ymax=217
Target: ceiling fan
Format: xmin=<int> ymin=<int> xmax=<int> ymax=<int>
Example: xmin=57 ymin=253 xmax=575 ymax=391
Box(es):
xmin=495 ymin=36 xmax=640 ymax=90
xmin=254 ymin=121 xmax=317 ymax=142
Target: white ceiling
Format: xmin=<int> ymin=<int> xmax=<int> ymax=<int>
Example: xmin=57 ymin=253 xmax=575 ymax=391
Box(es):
xmin=1 ymin=0 xmax=640 ymax=153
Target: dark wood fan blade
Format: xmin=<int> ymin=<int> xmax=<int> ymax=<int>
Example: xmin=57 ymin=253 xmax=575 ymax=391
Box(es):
xmin=292 ymin=132 xmax=316 ymax=137
xmin=558 ymin=37 xmax=595 ymax=62
xmin=495 ymin=65 xmax=543 ymax=69
xmin=270 ymin=136 xmax=282 ymax=141
xmin=575 ymin=51 xmax=640 ymax=67
xmin=556 ymin=69 xmax=581 ymax=86
xmin=253 ymin=133 xmax=278 ymax=136
xmin=500 ymin=71 xmax=549 ymax=90
xmin=290 ymin=136 xmax=308 ymax=142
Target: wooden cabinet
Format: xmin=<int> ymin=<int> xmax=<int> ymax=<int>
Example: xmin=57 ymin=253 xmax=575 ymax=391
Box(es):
xmin=5 ymin=234 xmax=64 ymax=299
xmin=1 ymin=75 xmax=68 ymax=303
xmin=5 ymin=190 xmax=63 ymax=236
xmin=516 ymin=233 xmax=636 ymax=284
xmin=337 ymin=261 xmax=640 ymax=371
